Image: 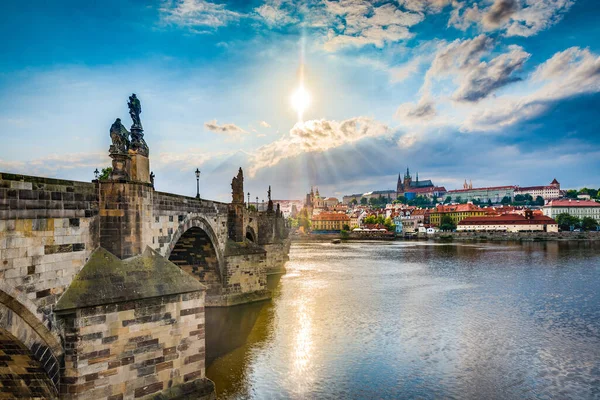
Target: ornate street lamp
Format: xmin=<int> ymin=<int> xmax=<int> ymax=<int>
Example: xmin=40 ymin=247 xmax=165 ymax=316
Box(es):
xmin=247 ymin=192 xmax=250 ymax=209
xmin=256 ymin=196 xmax=259 ymax=210
xmin=94 ymin=168 xmax=99 ymax=180
xmin=195 ymin=168 xmax=201 ymax=199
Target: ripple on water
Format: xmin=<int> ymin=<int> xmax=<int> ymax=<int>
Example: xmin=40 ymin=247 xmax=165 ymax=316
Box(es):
xmin=206 ymin=241 xmax=600 ymax=400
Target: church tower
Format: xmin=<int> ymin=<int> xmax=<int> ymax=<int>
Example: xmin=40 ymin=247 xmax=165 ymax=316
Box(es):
xmin=403 ymin=167 xmax=412 ymax=189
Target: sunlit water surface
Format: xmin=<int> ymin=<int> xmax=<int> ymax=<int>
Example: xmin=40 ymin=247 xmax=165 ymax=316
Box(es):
xmin=206 ymin=241 xmax=600 ymax=399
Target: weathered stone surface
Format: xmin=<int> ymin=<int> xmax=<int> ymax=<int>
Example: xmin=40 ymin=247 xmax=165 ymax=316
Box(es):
xmin=0 ymin=168 xmax=289 ymax=398
xmin=55 ymin=247 xmax=206 ymax=311
xmin=0 ymin=329 xmax=57 ymax=399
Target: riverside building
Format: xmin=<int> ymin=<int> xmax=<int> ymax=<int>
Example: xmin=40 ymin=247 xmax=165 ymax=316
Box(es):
xmin=542 ymin=199 xmax=600 ymax=220
xmin=457 ymin=211 xmax=558 ymax=232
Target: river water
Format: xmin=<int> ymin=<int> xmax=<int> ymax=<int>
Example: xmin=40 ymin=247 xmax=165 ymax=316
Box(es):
xmin=205 ymin=241 xmax=600 ymax=399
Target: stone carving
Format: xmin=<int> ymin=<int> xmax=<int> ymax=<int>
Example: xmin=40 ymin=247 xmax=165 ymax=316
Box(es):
xmin=128 ymin=93 xmax=142 ymax=129
xmin=109 ymin=118 xmax=130 ymax=155
xmin=127 ymin=94 xmax=149 ymax=157
xmin=231 ymin=168 xmax=244 ymax=204
xmin=267 ymin=185 xmax=274 ymax=214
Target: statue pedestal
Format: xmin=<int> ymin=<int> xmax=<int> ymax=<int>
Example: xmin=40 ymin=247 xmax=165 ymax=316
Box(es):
xmin=129 ymin=150 xmax=150 ymax=183
xmin=109 ymin=153 xmax=131 ymax=180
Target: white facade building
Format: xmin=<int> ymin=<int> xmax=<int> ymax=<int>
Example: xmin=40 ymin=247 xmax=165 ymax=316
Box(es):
xmin=542 ymin=199 xmax=600 ymax=220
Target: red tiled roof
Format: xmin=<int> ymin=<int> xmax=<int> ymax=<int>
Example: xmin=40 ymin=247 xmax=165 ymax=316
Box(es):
xmin=311 ymin=212 xmax=350 ymax=221
xmin=433 ymin=203 xmax=483 ymax=213
xmin=405 ymin=186 xmax=447 ymax=194
xmin=546 ymin=199 xmax=600 ymax=207
xmin=515 ymin=185 xmax=558 ymax=191
xmin=458 ymin=214 xmax=557 ymax=226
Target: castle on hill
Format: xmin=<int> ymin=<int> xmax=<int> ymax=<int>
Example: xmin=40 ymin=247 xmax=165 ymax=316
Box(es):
xmin=396 ymin=167 xmax=434 ymax=196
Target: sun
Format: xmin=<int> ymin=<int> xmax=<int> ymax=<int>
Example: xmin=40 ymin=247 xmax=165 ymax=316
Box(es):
xmin=291 ymin=85 xmax=310 ymax=122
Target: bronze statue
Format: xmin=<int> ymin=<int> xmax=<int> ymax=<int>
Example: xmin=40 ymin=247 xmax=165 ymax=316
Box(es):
xmin=128 ymin=93 xmax=142 ymax=129
xmin=127 ymin=93 xmax=149 ymax=156
xmin=109 ymin=118 xmax=130 ymax=155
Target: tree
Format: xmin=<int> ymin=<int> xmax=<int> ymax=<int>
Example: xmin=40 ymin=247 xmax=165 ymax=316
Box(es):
xmin=445 ymin=196 xmax=452 ymax=204
xmin=342 ymin=223 xmax=350 ymax=231
xmin=501 ymin=196 xmax=511 ymax=205
xmin=439 ymin=215 xmax=456 ymax=231
xmin=248 ymin=205 xmax=257 ymax=212
xmin=535 ymin=196 xmax=545 ymax=206
xmin=555 ymin=213 xmax=580 ymax=231
xmin=396 ymin=195 xmax=407 ymax=204
xmin=98 ymin=167 xmax=112 ymax=180
xmin=487 ymin=199 xmax=493 ymax=206
xmin=455 ymin=196 xmax=463 ymax=204
xmin=360 ymin=197 xmax=367 ymax=205
xmin=384 ymin=217 xmax=395 ymax=232
xmin=297 ymin=208 xmax=311 ymax=231
xmin=350 ymin=199 xmax=358 ymax=206
xmin=514 ymin=194 xmax=526 ymax=202
xmin=566 ymin=190 xmax=578 ymax=199
xmin=363 ymin=215 xmax=378 ymax=225
xmin=581 ymin=217 xmax=598 ymax=231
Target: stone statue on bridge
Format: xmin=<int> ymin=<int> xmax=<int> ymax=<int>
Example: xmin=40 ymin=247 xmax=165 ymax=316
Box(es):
xmin=109 ymin=118 xmax=130 ymax=155
xmin=267 ymin=185 xmax=274 ymax=214
xmin=231 ymin=168 xmax=244 ymax=204
xmin=128 ymin=93 xmax=142 ymax=129
xmin=128 ymin=93 xmax=149 ymax=157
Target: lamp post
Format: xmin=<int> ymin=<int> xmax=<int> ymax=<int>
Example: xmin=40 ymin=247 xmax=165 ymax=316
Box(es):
xmin=195 ymin=168 xmax=201 ymax=199
xmin=247 ymin=192 xmax=250 ymax=209
xmin=94 ymin=168 xmax=99 ymax=180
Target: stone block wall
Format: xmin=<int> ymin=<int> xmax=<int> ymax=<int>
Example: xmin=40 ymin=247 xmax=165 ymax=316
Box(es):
xmin=58 ymin=292 xmax=210 ymax=400
xmin=262 ymin=242 xmax=289 ymax=275
xmin=150 ymin=192 xmax=229 ymax=259
xmin=98 ymin=181 xmax=153 ymax=260
xmin=0 ymin=328 xmax=57 ymax=399
xmin=0 ymin=173 xmax=99 ymax=319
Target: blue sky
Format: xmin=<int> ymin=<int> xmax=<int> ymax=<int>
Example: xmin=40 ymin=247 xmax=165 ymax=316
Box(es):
xmin=1 ymin=0 xmax=599 ymax=201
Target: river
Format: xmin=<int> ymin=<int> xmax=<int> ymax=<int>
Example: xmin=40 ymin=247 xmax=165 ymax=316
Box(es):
xmin=205 ymin=240 xmax=600 ymax=399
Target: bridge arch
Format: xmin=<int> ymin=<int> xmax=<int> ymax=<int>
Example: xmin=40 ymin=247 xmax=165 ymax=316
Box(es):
xmin=165 ymin=216 xmax=225 ymax=295
xmin=246 ymin=226 xmax=257 ymax=242
xmin=0 ymin=282 xmax=62 ymax=393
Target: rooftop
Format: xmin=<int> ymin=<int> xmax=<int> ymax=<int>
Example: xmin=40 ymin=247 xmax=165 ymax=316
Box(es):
xmin=545 ymin=199 xmax=600 ymax=207
xmin=459 ymin=214 xmax=557 ymax=226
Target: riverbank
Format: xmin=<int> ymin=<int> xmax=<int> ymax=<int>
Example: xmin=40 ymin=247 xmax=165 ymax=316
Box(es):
xmin=291 ymin=231 xmax=600 ymax=242
xmin=428 ymin=231 xmax=600 ymax=241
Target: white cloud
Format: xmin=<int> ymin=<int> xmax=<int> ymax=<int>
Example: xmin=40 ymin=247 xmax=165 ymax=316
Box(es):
xmin=160 ymin=0 xmax=243 ymax=30
xmin=322 ymin=1 xmax=423 ymax=51
xmin=396 ymin=99 xmax=437 ymax=120
xmin=0 ymin=152 xmax=110 ymax=178
xmin=453 ymin=44 xmax=530 ymax=102
xmin=249 ymin=117 xmax=390 ymax=176
xmin=204 ymin=120 xmax=248 ymax=141
xmin=449 ymin=0 xmax=574 ymax=37
xmin=397 ymin=132 xmax=419 ymax=148
xmin=402 ymin=35 xmax=529 ymax=105
xmin=399 ymin=0 xmax=453 ymax=13
xmin=259 ymin=120 xmax=271 ymax=128
xmin=254 ymin=0 xmax=297 ymax=26
xmin=464 ymin=47 xmax=600 ymax=131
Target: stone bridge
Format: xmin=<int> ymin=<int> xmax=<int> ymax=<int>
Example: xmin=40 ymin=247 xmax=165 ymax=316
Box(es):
xmin=0 ymin=95 xmax=289 ymax=399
